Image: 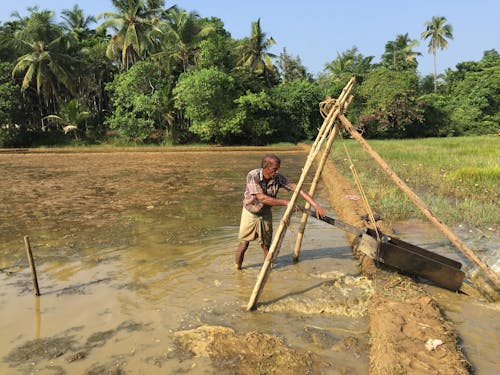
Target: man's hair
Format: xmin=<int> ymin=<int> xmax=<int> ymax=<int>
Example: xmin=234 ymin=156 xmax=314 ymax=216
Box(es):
xmin=262 ymin=154 xmax=281 ymax=168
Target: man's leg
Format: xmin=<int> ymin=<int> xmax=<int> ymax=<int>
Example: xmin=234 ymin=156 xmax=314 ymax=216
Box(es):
xmin=261 ymin=244 xmax=276 ymax=268
xmin=261 ymin=244 xmax=269 ymax=260
xmin=235 ymin=241 xmax=249 ymax=270
xmin=260 ymin=210 xmax=272 ymax=263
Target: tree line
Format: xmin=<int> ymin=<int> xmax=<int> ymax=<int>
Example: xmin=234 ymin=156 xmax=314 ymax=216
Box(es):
xmin=0 ymin=1 xmax=498 ymax=147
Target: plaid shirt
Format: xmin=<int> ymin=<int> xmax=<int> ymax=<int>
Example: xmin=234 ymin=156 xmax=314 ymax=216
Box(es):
xmin=242 ymin=168 xmax=290 ymax=214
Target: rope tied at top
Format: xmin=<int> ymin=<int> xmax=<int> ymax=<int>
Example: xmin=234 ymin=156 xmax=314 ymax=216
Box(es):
xmin=319 ymin=97 xmax=337 ymax=119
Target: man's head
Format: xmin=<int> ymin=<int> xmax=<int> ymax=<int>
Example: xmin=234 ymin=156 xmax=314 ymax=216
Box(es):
xmin=262 ymin=154 xmax=281 ymax=180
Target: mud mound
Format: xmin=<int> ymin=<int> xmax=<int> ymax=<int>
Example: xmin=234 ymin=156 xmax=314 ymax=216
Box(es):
xmin=370 ymin=275 xmax=470 ymax=374
xmin=174 ymin=325 xmax=328 ymax=374
xmin=261 ymin=272 xmax=373 ymax=317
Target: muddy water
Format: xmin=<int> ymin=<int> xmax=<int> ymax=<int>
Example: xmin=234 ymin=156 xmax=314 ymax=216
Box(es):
xmin=1 ymin=151 xmax=498 ymax=374
xmin=392 ymin=219 xmax=499 ymax=374
xmin=1 ymin=151 xmax=371 ymax=374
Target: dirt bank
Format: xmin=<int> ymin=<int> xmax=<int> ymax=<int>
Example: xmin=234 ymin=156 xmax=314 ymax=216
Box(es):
xmin=319 ymin=152 xmax=470 ymax=374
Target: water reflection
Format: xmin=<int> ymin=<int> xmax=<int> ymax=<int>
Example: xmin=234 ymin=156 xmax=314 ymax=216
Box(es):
xmin=34 ymin=296 xmax=41 ymax=339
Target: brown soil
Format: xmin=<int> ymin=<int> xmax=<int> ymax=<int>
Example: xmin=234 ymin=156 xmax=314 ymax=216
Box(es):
xmin=174 ymin=325 xmax=329 ymax=374
xmin=319 ymin=149 xmax=471 ymax=374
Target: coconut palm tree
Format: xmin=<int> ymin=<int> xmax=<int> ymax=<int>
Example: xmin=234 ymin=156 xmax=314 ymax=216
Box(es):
xmin=97 ymin=0 xmax=169 ymax=70
xmin=60 ymin=4 xmax=96 ymax=42
xmin=324 ymin=46 xmax=373 ymax=77
xmin=149 ymin=8 xmax=213 ymax=73
xmin=421 ymin=16 xmax=453 ymax=92
xmin=382 ymin=33 xmax=421 ymax=70
xmin=43 ymin=99 xmax=90 ymax=140
xmin=236 ymin=18 xmax=278 ymax=87
xmin=9 ymin=8 xmax=78 ymax=116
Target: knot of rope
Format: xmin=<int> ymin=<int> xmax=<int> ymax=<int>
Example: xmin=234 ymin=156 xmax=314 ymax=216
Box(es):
xmin=319 ymin=97 xmax=337 ymax=119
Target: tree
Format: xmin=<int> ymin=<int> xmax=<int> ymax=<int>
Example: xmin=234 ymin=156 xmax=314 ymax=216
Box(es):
xmin=324 ymin=46 xmax=374 ymax=78
xmin=270 ymin=79 xmax=322 ymax=141
xmin=149 ymin=8 xmax=214 ymax=73
xmin=9 ymin=8 xmax=78 ymax=116
xmin=421 ymin=16 xmax=453 ymax=93
xmin=197 ymin=17 xmax=236 ymax=72
xmin=419 ymin=93 xmax=456 ymax=137
xmin=358 ymin=68 xmax=424 ymax=138
xmin=173 ymin=67 xmax=238 ymax=143
xmin=277 ymin=48 xmax=312 ymax=83
xmin=0 ymin=19 xmax=23 ymax=62
xmin=73 ymin=31 xmax=116 ymax=138
xmin=97 ymin=0 xmax=167 ymax=70
xmin=105 ymin=60 xmax=169 ymax=141
xmin=0 ymin=62 xmax=29 ymax=146
xmin=43 ymin=99 xmax=90 ymax=140
xmin=442 ymin=49 xmax=500 ymax=135
xmin=236 ymin=18 xmax=278 ymax=88
xmin=381 ymin=33 xmax=421 ymax=71
xmin=319 ymin=47 xmax=374 ymax=123
xmin=230 ymin=91 xmax=274 ymax=145
xmin=60 ymin=4 xmax=96 ymax=42
xmin=419 ymin=74 xmax=436 ymax=94
xmin=321 ymin=46 xmax=373 ymax=100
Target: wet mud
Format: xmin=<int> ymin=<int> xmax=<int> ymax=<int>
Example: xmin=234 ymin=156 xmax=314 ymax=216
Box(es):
xmin=174 ymin=325 xmax=323 ymax=374
xmin=4 ymin=321 xmax=144 ymax=374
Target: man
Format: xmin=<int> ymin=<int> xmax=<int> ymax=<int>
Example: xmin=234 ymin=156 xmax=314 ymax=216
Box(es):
xmin=235 ymin=154 xmax=327 ymax=270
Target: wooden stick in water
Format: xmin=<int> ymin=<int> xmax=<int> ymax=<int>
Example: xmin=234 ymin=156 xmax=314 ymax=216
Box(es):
xmin=24 ymin=236 xmax=40 ymax=296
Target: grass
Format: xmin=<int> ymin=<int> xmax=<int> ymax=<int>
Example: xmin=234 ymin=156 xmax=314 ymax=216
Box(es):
xmin=329 ymin=135 xmax=499 ymax=228
xmin=1 ymin=141 xmax=304 ymax=154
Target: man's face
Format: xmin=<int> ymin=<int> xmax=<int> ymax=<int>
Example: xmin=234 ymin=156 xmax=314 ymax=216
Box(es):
xmin=263 ymin=160 xmax=280 ymax=180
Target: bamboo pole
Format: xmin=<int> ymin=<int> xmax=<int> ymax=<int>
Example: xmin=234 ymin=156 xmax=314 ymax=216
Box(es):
xmin=293 ymin=95 xmax=354 ymax=262
xmin=293 ymin=127 xmax=340 ymax=262
xmin=338 ymin=114 xmax=500 ymax=289
xmin=24 ymin=236 xmax=40 ymax=296
xmin=310 ymin=77 xmax=355 ymax=152
xmin=246 ymin=147 xmax=323 ymax=311
xmin=246 ymin=80 xmax=355 ymax=311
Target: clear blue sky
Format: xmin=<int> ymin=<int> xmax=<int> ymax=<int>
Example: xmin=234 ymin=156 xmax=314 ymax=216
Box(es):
xmin=1 ymin=0 xmax=499 ymax=77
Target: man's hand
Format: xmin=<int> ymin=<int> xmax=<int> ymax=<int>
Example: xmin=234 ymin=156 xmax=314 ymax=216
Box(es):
xmin=297 ymin=188 xmax=328 ymax=219
xmin=311 ymin=202 xmax=327 ymax=219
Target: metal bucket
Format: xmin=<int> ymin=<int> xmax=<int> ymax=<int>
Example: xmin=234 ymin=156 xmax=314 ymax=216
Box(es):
xmin=359 ymin=228 xmax=464 ymax=291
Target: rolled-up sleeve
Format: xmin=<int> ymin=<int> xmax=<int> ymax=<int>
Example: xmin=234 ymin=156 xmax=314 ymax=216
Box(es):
xmin=246 ymin=172 xmax=263 ymax=195
xmin=276 ymin=174 xmax=289 ymax=190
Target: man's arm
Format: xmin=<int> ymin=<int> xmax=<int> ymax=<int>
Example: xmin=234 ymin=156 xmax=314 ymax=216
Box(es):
xmin=287 ymin=183 xmax=327 ymax=219
xmin=254 ymin=192 xmax=289 ymax=207
xmin=255 ymin=182 xmax=328 ymax=218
